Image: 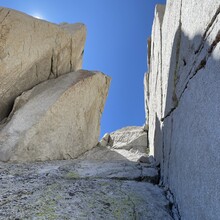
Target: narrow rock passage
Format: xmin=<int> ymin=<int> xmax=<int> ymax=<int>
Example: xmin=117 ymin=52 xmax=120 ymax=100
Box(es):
xmin=0 ymin=127 xmax=173 ymax=219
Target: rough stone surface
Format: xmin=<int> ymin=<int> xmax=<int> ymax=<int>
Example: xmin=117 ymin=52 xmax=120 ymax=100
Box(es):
xmin=81 ymin=126 xmax=149 ymax=163
xmin=147 ymin=4 xmax=165 ymax=160
xmin=110 ymin=126 xmax=148 ymax=151
xmin=0 ymin=70 xmax=110 ymax=162
xmin=0 ymin=159 xmax=172 ymax=219
xmin=144 ymin=72 xmax=149 ymax=125
xmin=146 ymin=1 xmax=220 ymax=219
xmin=99 ymin=133 xmax=112 ymax=147
xmin=0 ymin=7 xmax=86 ymax=121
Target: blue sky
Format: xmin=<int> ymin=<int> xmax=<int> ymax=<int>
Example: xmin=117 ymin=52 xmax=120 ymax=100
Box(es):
xmin=0 ymin=0 xmax=166 ymax=137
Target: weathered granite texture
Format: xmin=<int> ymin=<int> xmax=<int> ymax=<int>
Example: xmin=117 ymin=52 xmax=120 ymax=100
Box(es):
xmin=0 ymin=7 xmax=86 ymax=121
xmin=0 ymin=70 xmax=110 ymax=162
xmin=0 ymin=154 xmax=173 ymax=219
xmin=146 ymin=4 xmax=165 ymax=161
xmin=146 ymin=1 xmax=220 ymax=219
xmin=0 ymin=7 xmax=112 ymax=163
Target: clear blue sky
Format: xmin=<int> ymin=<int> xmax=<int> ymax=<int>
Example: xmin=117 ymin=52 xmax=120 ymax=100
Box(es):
xmin=0 ymin=0 xmax=166 ymax=137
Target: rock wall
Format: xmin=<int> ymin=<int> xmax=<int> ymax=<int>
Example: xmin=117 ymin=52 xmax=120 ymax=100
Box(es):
xmin=0 ymin=7 xmax=86 ymax=121
xmin=146 ymin=1 xmax=220 ymax=219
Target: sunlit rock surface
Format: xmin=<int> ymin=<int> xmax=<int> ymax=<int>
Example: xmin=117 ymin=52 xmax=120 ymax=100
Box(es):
xmin=0 ymin=7 xmax=86 ymax=121
xmin=0 ymin=70 xmax=110 ymax=162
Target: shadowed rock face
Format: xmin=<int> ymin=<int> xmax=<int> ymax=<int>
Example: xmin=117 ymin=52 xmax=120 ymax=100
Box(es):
xmin=146 ymin=0 xmax=220 ymax=219
xmin=0 ymin=70 xmax=111 ymax=162
xmin=0 ymin=7 xmax=86 ymax=121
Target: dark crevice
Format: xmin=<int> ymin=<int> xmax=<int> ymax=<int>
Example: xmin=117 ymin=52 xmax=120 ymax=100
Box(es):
xmin=48 ymin=52 xmax=56 ymax=79
xmin=172 ymin=0 xmax=183 ymax=112
xmin=165 ymin=189 xmax=181 ymax=220
xmin=147 ymin=37 xmax=151 ymax=70
xmin=208 ymin=30 xmax=220 ymax=53
xmin=69 ymin=176 xmax=159 ymax=185
xmin=70 ymin=38 xmax=73 ymax=72
xmin=179 ymin=30 xmax=220 ymax=101
xmin=183 ymin=58 xmax=186 ymax=66
xmin=195 ymin=58 xmax=206 ymax=72
xmin=166 ymin=116 xmax=173 ymax=184
xmin=161 ymin=127 xmax=165 ymax=184
xmin=0 ymin=10 xmax=10 ymax=24
xmin=194 ymin=5 xmax=220 ymax=54
xmin=161 ymin=106 xmax=176 ymax=122
xmin=163 ymin=27 xmax=220 ymax=121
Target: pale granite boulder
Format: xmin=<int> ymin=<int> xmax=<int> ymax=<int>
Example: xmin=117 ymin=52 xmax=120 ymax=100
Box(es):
xmin=81 ymin=126 xmax=148 ymax=162
xmin=0 ymin=7 xmax=86 ymax=121
xmin=0 ymin=70 xmax=110 ymax=162
xmin=110 ymin=126 xmax=148 ymax=152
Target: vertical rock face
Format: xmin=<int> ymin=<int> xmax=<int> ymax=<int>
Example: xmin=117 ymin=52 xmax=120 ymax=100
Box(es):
xmin=146 ymin=1 xmax=220 ymax=219
xmin=146 ymin=4 xmax=165 ymax=161
xmin=0 ymin=8 xmax=86 ymax=121
xmin=0 ymin=70 xmax=110 ymax=162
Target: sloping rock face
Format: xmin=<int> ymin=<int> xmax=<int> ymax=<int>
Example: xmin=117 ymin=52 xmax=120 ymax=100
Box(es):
xmin=0 ymin=7 xmax=86 ymax=121
xmin=0 ymin=147 xmax=173 ymax=219
xmin=146 ymin=1 xmax=220 ymax=219
xmin=0 ymin=70 xmax=110 ymax=162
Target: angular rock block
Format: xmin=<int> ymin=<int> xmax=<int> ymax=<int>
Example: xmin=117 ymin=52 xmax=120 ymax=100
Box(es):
xmin=110 ymin=126 xmax=148 ymax=152
xmin=0 ymin=70 xmax=110 ymax=162
xmin=81 ymin=126 xmax=149 ymax=162
xmin=0 ymin=7 xmax=86 ymax=121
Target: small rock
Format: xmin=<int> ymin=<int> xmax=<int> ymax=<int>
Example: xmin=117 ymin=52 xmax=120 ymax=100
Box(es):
xmin=138 ymin=156 xmax=151 ymax=163
xmin=143 ymin=124 xmax=149 ymax=131
xmin=99 ymin=133 xmax=110 ymax=147
xmin=68 ymin=192 xmax=75 ymax=196
xmin=148 ymin=155 xmax=156 ymax=164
